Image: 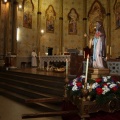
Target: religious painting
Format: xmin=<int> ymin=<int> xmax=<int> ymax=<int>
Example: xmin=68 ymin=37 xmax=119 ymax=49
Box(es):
xmin=45 ymin=5 xmax=56 ymax=33
xmin=23 ymin=12 xmax=32 ymax=29
xmin=88 ymin=0 xmax=106 ymax=36
xmin=114 ymin=1 xmax=120 ymax=29
xmin=22 ymin=0 xmax=34 ymax=29
xmin=68 ymin=8 xmax=79 ymax=35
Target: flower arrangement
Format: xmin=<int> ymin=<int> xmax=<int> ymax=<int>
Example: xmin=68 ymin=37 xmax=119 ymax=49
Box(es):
xmin=67 ymin=75 xmax=120 ymax=104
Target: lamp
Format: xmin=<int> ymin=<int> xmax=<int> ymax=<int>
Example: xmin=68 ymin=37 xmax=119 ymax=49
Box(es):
xmin=18 ymin=3 xmax=22 ymax=11
xmin=2 ymin=0 xmax=8 ymax=4
xmin=41 ymin=29 xmax=44 ymax=34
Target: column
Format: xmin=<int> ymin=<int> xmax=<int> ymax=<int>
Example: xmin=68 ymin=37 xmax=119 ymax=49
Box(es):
xmin=82 ymin=0 xmax=87 ymax=48
xmin=106 ymin=0 xmax=111 ymax=57
xmin=11 ymin=1 xmax=17 ymax=54
xmin=0 ymin=0 xmax=1 ymax=37
xmin=59 ymin=0 xmax=63 ymax=55
xmin=37 ymin=0 xmax=42 ymax=55
xmin=4 ymin=2 xmax=10 ymax=55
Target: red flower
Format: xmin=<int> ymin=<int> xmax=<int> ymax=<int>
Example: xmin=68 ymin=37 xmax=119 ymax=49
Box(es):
xmin=96 ymin=78 xmax=102 ymax=83
xmin=111 ymin=76 xmax=118 ymax=82
xmin=96 ymin=88 xmax=103 ymax=95
xmin=103 ymin=83 xmax=107 ymax=86
xmin=76 ymin=82 xmax=82 ymax=87
xmin=112 ymin=87 xmax=118 ymax=92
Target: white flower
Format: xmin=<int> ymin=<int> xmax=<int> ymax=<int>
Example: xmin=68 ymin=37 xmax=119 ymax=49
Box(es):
xmin=107 ymin=82 xmax=111 ymax=85
xmin=102 ymin=86 xmax=110 ymax=95
xmin=109 ymin=83 xmax=117 ymax=88
xmin=81 ymin=75 xmax=86 ymax=79
xmin=92 ymin=82 xmax=99 ymax=89
xmin=117 ymin=81 xmax=120 ymax=84
xmin=72 ymin=85 xmax=78 ymax=91
xmin=73 ymin=79 xmax=77 ymax=85
xmin=102 ymin=76 xmax=108 ymax=82
xmin=107 ymin=76 xmax=111 ymax=79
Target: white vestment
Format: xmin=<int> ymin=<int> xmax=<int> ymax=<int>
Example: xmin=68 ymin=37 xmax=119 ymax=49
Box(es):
xmin=31 ymin=51 xmax=37 ymax=67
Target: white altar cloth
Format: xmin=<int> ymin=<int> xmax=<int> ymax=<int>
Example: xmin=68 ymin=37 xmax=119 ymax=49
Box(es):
xmin=39 ymin=55 xmax=70 ymax=69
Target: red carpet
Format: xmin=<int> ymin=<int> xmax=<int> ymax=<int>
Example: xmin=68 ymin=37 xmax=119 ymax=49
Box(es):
xmin=62 ymin=101 xmax=120 ymax=120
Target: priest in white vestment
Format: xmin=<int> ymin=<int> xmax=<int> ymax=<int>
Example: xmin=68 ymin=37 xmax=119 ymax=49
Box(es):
xmin=31 ymin=50 xmax=37 ymax=67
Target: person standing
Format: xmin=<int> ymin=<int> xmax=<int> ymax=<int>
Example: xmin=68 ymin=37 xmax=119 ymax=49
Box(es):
xmin=31 ymin=50 xmax=37 ymax=67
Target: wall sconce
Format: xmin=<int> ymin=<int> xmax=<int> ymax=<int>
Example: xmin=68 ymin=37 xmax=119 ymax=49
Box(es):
xmin=18 ymin=3 xmax=23 ymax=11
xmin=41 ymin=29 xmax=44 ymax=34
xmin=2 ymin=0 xmax=8 ymax=4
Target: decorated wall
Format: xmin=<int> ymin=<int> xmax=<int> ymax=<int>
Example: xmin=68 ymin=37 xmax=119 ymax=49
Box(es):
xmin=0 ymin=0 xmax=120 ymax=67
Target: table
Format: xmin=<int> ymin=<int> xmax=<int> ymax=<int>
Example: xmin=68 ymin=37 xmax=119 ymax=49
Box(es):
xmin=39 ymin=55 xmax=70 ymax=69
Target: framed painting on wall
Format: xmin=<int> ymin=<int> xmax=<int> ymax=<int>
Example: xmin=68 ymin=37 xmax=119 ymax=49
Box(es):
xmin=45 ymin=5 xmax=56 ymax=33
xmin=23 ymin=12 xmax=32 ymax=29
xmin=68 ymin=8 xmax=79 ymax=35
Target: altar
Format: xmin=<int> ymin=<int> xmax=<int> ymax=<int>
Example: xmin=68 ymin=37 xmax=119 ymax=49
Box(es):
xmin=39 ymin=55 xmax=70 ymax=69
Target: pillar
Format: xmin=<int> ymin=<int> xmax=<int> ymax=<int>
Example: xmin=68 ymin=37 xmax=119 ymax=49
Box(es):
xmin=11 ymin=0 xmax=17 ymax=54
xmin=106 ymin=0 xmax=111 ymax=57
xmin=3 ymin=2 xmax=10 ymax=55
xmin=37 ymin=0 xmax=42 ymax=55
xmin=82 ymin=0 xmax=87 ymax=48
xmin=59 ymin=0 xmax=63 ymax=55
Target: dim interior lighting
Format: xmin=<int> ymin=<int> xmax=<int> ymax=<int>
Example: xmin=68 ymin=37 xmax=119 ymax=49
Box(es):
xmin=41 ymin=29 xmax=44 ymax=34
xmin=17 ymin=27 xmax=20 ymax=41
xmin=2 ymin=0 xmax=7 ymax=3
xmin=18 ymin=4 xmax=22 ymax=9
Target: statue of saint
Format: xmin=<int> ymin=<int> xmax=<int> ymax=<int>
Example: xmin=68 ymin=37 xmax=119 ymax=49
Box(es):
xmin=92 ymin=21 xmax=106 ymax=68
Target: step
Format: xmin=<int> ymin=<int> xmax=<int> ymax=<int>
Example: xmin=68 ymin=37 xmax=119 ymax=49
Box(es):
xmin=0 ymin=70 xmax=65 ymax=82
xmin=0 ymin=89 xmax=61 ymax=112
xmin=0 ymin=73 xmax=65 ymax=88
xmin=0 ymin=77 xmax=64 ymax=97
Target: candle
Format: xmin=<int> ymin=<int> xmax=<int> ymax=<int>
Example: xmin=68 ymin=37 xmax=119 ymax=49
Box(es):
xmin=85 ymin=54 xmax=89 ymax=83
xmin=110 ymin=46 xmax=111 ymax=56
xmin=66 ymin=59 xmax=68 ymax=76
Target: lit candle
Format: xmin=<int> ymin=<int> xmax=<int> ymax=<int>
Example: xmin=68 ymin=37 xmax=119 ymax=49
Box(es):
xmin=85 ymin=54 xmax=89 ymax=83
xmin=66 ymin=59 xmax=68 ymax=76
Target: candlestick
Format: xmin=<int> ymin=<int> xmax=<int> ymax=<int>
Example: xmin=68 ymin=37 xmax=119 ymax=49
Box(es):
xmin=66 ymin=59 xmax=68 ymax=76
xmin=85 ymin=54 xmax=89 ymax=84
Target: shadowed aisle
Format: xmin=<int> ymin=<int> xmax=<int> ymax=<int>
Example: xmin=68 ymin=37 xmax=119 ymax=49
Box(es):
xmin=0 ymin=96 xmax=62 ymax=120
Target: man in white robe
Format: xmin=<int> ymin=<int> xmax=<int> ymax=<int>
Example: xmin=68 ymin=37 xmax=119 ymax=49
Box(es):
xmin=31 ymin=50 xmax=37 ymax=67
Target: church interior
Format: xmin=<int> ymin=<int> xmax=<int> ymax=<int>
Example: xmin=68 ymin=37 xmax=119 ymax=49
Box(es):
xmin=0 ymin=0 xmax=120 ymax=120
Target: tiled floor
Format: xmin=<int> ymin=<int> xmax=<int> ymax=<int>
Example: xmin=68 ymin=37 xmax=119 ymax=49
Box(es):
xmin=0 ymin=96 xmax=62 ymax=120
